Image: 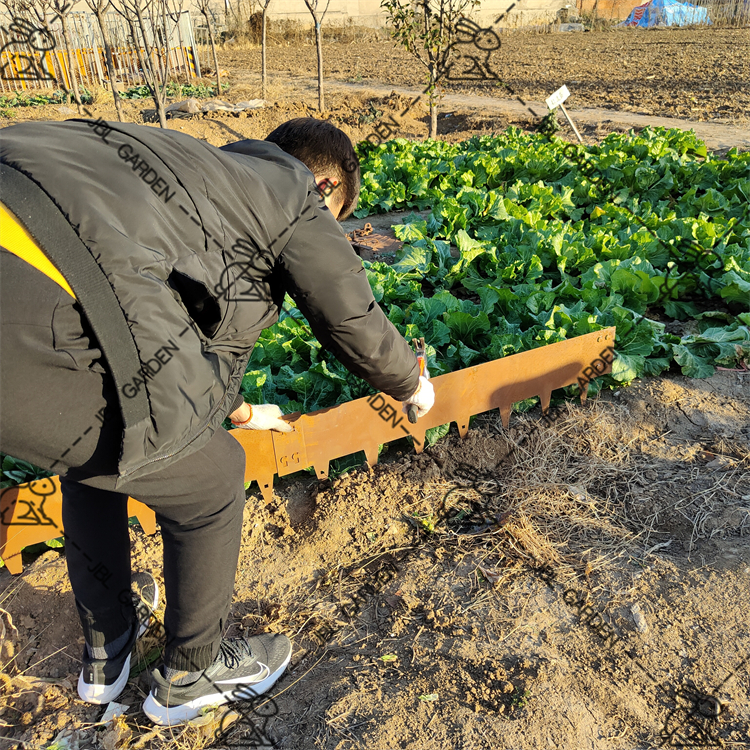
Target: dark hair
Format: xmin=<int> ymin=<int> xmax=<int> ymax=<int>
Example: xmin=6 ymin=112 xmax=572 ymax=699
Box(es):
xmin=265 ymin=118 xmax=360 ymax=221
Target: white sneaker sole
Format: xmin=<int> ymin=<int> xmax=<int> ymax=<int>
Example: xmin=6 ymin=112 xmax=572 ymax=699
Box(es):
xmin=142 ymin=650 xmax=292 ymax=727
xmin=77 ymin=577 xmax=159 ymax=705
xmin=77 ymin=653 xmax=133 ymax=704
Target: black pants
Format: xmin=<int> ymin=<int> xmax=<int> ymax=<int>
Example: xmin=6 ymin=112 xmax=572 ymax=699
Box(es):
xmin=0 ymin=248 xmax=247 ymax=672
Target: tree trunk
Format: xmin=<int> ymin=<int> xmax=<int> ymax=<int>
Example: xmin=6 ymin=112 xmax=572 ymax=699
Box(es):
xmin=203 ymin=9 xmax=222 ymax=97
xmin=314 ymin=17 xmax=323 ymax=111
xmin=60 ymin=17 xmax=82 ymax=112
xmin=129 ymin=14 xmax=168 ymax=129
xmin=157 ymin=4 xmax=171 ymax=126
xmin=95 ymin=8 xmax=124 ymax=122
xmin=261 ymin=5 xmax=267 ymax=99
xmin=428 ymin=67 xmax=437 ymax=139
xmin=157 ymin=100 xmax=168 ymax=128
xmin=158 ymin=2 xmax=171 ymax=90
xmin=43 ymin=18 xmax=68 ymax=103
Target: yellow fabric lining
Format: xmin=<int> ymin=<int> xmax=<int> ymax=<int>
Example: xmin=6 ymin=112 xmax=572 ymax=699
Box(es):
xmin=0 ymin=201 xmax=76 ymax=299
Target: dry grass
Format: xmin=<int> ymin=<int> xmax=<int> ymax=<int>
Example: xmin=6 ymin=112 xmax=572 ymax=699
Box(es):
xmin=90 ymin=85 xmax=115 ymax=106
xmin=283 ymin=399 xmax=646 ymax=665
xmin=412 ymin=401 xmax=644 ymax=578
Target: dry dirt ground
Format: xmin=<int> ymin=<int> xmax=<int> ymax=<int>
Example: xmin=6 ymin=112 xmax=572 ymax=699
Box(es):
xmin=0 ymin=85 xmax=645 ymax=159
xmin=3 ymin=28 xmax=749 ymax=152
xmin=4 ymin=82 xmax=745 ymax=169
xmin=219 ymin=27 xmax=750 ymax=124
xmin=1 ymin=369 xmax=749 ymax=750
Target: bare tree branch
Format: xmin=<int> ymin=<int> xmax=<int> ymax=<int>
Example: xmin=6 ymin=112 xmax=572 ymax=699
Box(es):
xmin=196 ymin=0 xmax=223 ymax=98
xmin=110 ymin=0 xmax=171 ymax=127
xmin=84 ymin=0 xmax=125 ymax=120
xmin=50 ymin=0 xmax=81 ymax=111
xmin=258 ymin=0 xmax=270 ymax=99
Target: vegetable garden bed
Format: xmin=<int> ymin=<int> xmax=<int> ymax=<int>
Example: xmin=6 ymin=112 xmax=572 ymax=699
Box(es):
xmin=243 ymin=127 xmax=749 ymax=425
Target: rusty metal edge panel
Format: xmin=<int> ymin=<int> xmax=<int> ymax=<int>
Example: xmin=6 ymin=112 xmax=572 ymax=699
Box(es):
xmin=265 ymin=328 xmax=616 ymax=479
xmin=228 ymin=428 xmax=277 ymax=504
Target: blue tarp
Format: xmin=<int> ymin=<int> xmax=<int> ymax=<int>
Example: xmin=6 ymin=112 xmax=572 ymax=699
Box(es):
xmin=623 ymin=0 xmax=711 ymax=27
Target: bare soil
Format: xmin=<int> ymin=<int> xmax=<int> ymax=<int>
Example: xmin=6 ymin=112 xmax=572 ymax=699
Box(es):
xmin=219 ymin=27 xmax=750 ymax=124
xmin=3 ymin=28 xmax=749 ymax=153
xmin=1 ymin=83 xmax=637 ymax=150
xmin=2 ymin=369 xmax=749 ymax=749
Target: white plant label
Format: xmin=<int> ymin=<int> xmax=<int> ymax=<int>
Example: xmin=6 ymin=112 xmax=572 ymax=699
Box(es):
xmin=546 ymin=85 xmax=571 ymax=110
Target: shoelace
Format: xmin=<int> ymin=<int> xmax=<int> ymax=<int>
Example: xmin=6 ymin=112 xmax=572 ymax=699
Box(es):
xmin=132 ymin=592 xmax=154 ymax=630
xmin=217 ymin=638 xmax=254 ymax=670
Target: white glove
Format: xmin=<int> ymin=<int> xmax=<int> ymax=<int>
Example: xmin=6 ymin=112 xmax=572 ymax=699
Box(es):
xmin=231 ymin=404 xmax=293 ymax=433
xmin=402 ymin=375 xmax=435 ymax=418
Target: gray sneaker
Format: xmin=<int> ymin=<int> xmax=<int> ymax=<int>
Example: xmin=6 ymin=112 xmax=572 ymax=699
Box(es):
xmin=142 ymin=634 xmax=292 ymax=726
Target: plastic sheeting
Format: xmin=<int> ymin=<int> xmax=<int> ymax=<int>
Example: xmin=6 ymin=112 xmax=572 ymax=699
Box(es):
xmin=623 ymin=0 xmax=711 ymax=27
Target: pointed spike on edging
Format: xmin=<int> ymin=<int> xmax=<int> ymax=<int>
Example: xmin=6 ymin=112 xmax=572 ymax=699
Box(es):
xmin=364 ymin=444 xmax=379 ymax=467
xmin=539 ymin=391 xmax=552 ymax=415
xmin=457 ymin=417 xmax=470 ymax=439
xmin=579 ymin=380 xmax=590 ymax=405
xmin=258 ymin=476 xmax=275 ymax=505
xmin=499 ymin=405 xmax=512 ymax=430
xmin=315 ymin=463 xmax=329 ymax=480
xmin=408 ymin=426 xmax=426 ymax=455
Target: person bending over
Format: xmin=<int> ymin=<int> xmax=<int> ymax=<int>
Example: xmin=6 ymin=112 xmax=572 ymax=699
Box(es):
xmin=0 ymin=117 xmax=434 ymax=726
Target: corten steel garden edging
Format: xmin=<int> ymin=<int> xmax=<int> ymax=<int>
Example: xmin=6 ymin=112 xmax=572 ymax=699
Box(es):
xmin=1 ymin=327 xmax=615 ymax=572
xmin=232 ymin=326 xmax=616 ymax=500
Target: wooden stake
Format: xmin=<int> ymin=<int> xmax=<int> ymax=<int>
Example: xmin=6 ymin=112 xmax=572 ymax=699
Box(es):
xmin=559 ymin=103 xmax=583 ymax=143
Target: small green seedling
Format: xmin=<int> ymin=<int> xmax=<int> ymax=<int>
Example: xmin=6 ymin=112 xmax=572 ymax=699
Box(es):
xmin=412 ymin=513 xmax=438 ymax=533
xmin=511 ymin=688 xmax=531 ymax=710
xmin=379 ymin=653 xmax=398 ymax=662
